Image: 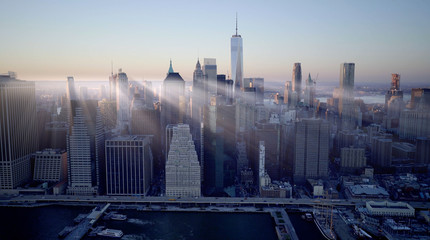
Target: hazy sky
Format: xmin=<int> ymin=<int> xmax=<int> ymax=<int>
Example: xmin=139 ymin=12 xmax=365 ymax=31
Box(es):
xmin=1 ymin=0 xmax=429 ymax=84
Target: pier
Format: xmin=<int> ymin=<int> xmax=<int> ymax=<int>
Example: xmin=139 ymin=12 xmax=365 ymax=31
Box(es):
xmin=271 ymin=209 xmax=299 ymax=240
xmin=63 ymin=203 xmax=110 ymax=240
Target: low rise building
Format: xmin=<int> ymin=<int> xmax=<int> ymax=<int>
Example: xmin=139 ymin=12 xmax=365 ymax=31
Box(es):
xmin=260 ymin=181 xmax=292 ymax=198
xmin=346 ymin=185 xmax=389 ymax=200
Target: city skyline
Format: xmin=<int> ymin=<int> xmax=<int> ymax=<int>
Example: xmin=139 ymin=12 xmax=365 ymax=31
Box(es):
xmin=1 ymin=0 xmax=429 ymax=84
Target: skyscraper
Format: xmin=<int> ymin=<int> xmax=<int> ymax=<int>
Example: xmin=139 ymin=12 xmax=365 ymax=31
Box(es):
xmin=0 ymin=72 xmax=38 ymax=189
xmin=231 ymin=15 xmax=243 ymax=95
xmin=292 ymin=63 xmax=302 ymax=102
xmin=67 ymin=97 xmax=104 ymax=195
xmin=67 ymin=76 xmax=77 ymax=101
xmin=116 ymin=69 xmax=130 ymax=133
xmin=304 ymin=73 xmax=316 ymax=108
xmin=385 ymin=74 xmax=403 ymax=111
xmin=203 ymin=58 xmax=217 ymax=103
xmin=191 ymin=59 xmax=205 ymax=171
xmin=339 ymin=63 xmax=355 ymax=130
xmin=165 ymin=124 xmax=201 ymax=197
xmin=293 ymin=118 xmax=329 ymax=183
xmin=161 ymin=60 xmax=186 ymax=163
xmin=105 ymin=135 xmax=153 ymax=196
xmin=109 ymin=70 xmax=117 ymax=101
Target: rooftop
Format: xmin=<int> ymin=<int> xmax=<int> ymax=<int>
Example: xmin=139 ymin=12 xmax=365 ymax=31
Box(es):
xmin=349 ymin=185 xmax=389 ymax=196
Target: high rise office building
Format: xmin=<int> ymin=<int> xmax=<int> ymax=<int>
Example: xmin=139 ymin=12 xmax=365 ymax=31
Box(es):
xmin=161 ymin=61 xmax=186 ymax=163
xmin=385 ymin=74 xmax=403 ymax=111
xmin=252 ymin=122 xmax=281 ymax=180
xmin=339 ymin=63 xmax=356 ymax=130
xmin=109 ymin=70 xmax=117 ymax=101
xmin=243 ymin=78 xmax=264 ymax=104
xmin=293 ymin=118 xmax=329 ymax=183
xmin=0 ymin=72 xmax=39 ymax=189
xmin=284 ymin=81 xmax=292 ymax=106
xmin=292 ymin=63 xmax=302 ymax=102
xmin=116 ymin=69 xmax=130 ymax=133
xmin=203 ymin=96 xmax=236 ymax=195
xmin=231 ymin=16 xmax=243 ymax=95
xmin=165 ymin=124 xmax=201 ymax=197
xmin=191 ymin=59 xmax=205 ymax=171
xmin=67 ymin=76 xmax=78 ymax=101
xmin=304 ymin=73 xmax=316 ymax=108
xmin=416 ymin=137 xmax=430 ymax=165
xmin=66 ymin=99 xmax=104 ymax=195
xmin=161 ymin=61 xmax=185 ymax=128
xmin=130 ymin=94 xmax=161 ymax=170
xmin=98 ymin=99 xmax=117 ymax=132
xmin=203 ymin=58 xmax=217 ymax=103
xmin=33 ymin=149 xmax=67 ymax=182
xmin=105 ymin=135 xmax=153 ymax=196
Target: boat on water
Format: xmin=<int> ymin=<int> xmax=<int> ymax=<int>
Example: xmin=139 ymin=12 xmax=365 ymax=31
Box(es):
xmin=314 ymin=213 xmax=337 ymax=240
xmin=353 ymin=225 xmax=372 ymax=239
xmin=110 ymin=213 xmax=127 ymax=221
xmin=313 ymin=209 xmax=337 ymax=240
xmin=103 ymin=212 xmax=127 ymax=221
xmin=97 ymin=229 xmax=123 ymax=238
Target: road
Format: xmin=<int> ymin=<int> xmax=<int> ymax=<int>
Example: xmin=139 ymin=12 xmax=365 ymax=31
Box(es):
xmin=1 ymin=195 xmax=429 ymax=209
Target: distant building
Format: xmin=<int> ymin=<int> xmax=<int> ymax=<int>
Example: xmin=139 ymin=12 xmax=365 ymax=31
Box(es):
xmin=161 ymin=60 xmax=185 ymax=147
xmin=292 ymin=63 xmax=302 ymax=102
xmin=304 ymin=73 xmax=316 ymax=108
xmin=416 ymin=137 xmax=430 ymax=165
xmin=283 ymin=81 xmax=292 ymax=106
xmin=339 ymin=63 xmax=356 ymax=130
xmin=203 ymin=58 xmax=217 ymax=102
xmin=165 ymin=124 xmax=201 ymax=197
xmin=116 ymin=69 xmax=130 ymax=133
xmin=231 ymin=16 xmax=243 ymax=95
xmin=385 ymin=74 xmax=403 ymax=110
xmin=340 ymin=147 xmax=366 ymax=172
xmin=371 ymin=137 xmax=392 ymax=168
xmin=243 ymin=78 xmax=264 ymax=104
xmin=105 ymin=135 xmax=153 ymax=196
xmin=392 ymin=142 xmax=416 ymax=160
xmin=399 ymin=110 xmax=430 ymax=140
xmin=41 ymin=121 xmax=67 ymax=150
xmin=240 ymin=168 xmax=253 ymax=185
xmin=253 ymin=122 xmax=281 ymax=180
xmin=293 ymin=118 xmax=329 ymax=183
xmin=33 ymin=149 xmax=67 ymax=182
xmin=98 ymin=99 xmax=117 ymax=132
xmin=0 ymin=72 xmax=38 ymax=190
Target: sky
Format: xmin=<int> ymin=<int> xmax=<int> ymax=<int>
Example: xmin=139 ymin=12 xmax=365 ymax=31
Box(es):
xmin=1 ymin=0 xmax=429 ymax=84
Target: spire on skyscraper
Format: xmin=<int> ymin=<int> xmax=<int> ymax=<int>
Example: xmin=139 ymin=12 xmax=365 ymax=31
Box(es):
xmin=196 ymin=58 xmax=201 ymax=69
xmin=168 ymin=59 xmax=174 ymax=73
xmin=236 ymin=12 xmax=238 ymax=36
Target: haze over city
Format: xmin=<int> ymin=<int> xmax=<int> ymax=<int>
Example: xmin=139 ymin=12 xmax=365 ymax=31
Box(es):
xmin=2 ymin=1 xmax=430 ymax=240
xmin=1 ymin=0 xmax=429 ymax=83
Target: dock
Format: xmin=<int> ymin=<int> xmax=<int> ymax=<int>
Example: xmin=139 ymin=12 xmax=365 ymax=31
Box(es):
xmin=63 ymin=203 xmax=110 ymax=240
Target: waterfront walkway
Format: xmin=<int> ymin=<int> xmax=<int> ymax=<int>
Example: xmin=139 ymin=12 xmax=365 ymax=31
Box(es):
xmin=270 ymin=209 xmax=299 ymax=240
